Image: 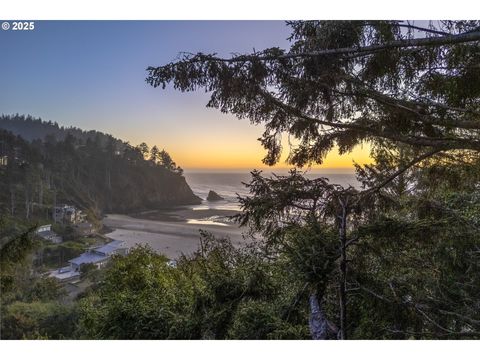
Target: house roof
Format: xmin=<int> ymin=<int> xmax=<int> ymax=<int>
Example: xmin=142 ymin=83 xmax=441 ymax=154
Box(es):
xmin=93 ymin=240 xmax=126 ymax=255
xmin=69 ymin=240 xmax=126 ymax=266
xmin=37 ymin=230 xmax=60 ymax=239
xmin=49 ymin=267 xmax=80 ymax=280
xmin=69 ymin=252 xmax=109 ymax=266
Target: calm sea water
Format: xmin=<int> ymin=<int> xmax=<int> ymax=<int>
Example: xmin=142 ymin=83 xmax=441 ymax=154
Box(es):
xmin=183 ymin=171 xmax=359 ymax=211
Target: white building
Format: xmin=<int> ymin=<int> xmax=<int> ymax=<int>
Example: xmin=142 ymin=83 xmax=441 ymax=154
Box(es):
xmin=36 ymin=224 xmax=62 ymax=243
xmin=69 ymin=240 xmax=128 ymax=271
xmin=53 ymin=205 xmax=76 ymax=223
xmin=50 ymin=240 xmax=128 ymax=281
xmin=53 ymin=205 xmax=86 ymax=224
xmin=48 ymin=266 xmax=80 ymax=282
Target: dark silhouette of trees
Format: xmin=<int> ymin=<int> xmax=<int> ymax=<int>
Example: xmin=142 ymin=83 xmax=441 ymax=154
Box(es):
xmin=137 ymin=142 xmax=150 ymax=160
xmin=0 ymin=116 xmax=201 ymax=217
xmin=149 ymin=145 xmax=160 ymax=163
xmin=147 ymin=21 xmax=480 ymax=167
xmin=147 ymin=21 xmax=480 ymax=339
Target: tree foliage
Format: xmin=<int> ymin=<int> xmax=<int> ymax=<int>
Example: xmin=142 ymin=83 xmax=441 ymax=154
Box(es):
xmin=77 ymin=235 xmax=310 ymax=340
xmin=146 ymin=20 xmax=480 ymax=339
xmin=147 ymin=20 xmax=480 ymax=167
xmin=0 ymin=115 xmax=200 ymax=216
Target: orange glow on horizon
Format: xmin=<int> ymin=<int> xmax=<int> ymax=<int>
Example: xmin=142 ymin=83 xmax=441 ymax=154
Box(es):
xmin=125 ymin=114 xmax=373 ymax=172
xmin=170 ymin=142 xmax=373 ymax=171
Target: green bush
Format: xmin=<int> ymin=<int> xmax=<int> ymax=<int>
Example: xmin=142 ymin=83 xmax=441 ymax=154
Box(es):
xmin=1 ymin=301 xmax=77 ymax=339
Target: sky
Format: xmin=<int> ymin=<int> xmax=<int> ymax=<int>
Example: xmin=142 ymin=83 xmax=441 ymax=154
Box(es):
xmin=0 ymin=21 xmax=371 ymax=171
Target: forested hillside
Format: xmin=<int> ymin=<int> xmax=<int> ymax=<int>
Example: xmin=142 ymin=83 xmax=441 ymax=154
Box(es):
xmin=0 ymin=114 xmax=123 ymax=147
xmin=0 ymin=115 xmax=201 ymax=219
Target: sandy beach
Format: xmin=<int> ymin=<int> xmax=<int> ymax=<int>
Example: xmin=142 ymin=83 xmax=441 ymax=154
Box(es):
xmin=103 ymin=209 xmax=249 ymax=259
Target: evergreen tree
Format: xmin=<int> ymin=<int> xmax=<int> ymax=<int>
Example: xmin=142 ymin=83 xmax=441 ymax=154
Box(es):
xmin=147 ymin=20 xmax=480 ymax=339
xmin=150 ymin=145 xmax=160 ymax=163
xmin=136 ymin=142 xmax=150 ymax=160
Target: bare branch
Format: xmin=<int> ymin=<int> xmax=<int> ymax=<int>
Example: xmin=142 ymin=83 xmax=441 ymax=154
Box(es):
xmin=395 ymin=22 xmax=451 ymax=36
xmin=151 ymin=31 xmax=480 ymax=65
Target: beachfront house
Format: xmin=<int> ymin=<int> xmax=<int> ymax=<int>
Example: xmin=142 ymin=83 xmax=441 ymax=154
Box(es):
xmin=69 ymin=240 xmax=129 ymax=272
xmin=35 ymin=224 xmax=62 ymax=243
xmin=49 ymin=240 xmax=128 ymax=282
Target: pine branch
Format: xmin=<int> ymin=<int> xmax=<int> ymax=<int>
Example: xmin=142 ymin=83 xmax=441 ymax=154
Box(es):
xmin=259 ymin=89 xmax=480 ymax=151
xmin=362 ymin=148 xmax=442 ymax=195
xmin=152 ymin=30 xmax=480 ymax=66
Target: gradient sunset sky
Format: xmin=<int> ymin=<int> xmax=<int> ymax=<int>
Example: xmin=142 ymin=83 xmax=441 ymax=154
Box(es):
xmin=0 ymin=21 xmax=371 ymax=171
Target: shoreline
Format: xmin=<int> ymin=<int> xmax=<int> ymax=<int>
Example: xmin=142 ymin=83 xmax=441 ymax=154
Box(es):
xmin=130 ymin=207 xmax=240 ymax=223
xmin=103 ymin=207 xmax=248 ymax=259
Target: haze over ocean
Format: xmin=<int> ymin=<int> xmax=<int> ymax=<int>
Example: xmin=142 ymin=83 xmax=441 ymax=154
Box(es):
xmin=184 ymin=171 xmax=360 ymax=211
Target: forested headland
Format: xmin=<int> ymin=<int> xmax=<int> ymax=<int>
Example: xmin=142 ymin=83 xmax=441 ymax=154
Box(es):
xmin=0 ymin=114 xmax=201 ymax=219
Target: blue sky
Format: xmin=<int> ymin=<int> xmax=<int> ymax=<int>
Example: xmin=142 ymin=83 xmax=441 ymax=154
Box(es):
xmin=0 ymin=21 xmax=369 ymax=170
xmin=0 ymin=21 xmax=294 ymax=168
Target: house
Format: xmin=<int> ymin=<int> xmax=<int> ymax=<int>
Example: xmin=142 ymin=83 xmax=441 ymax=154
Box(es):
xmin=53 ymin=204 xmax=86 ymax=224
xmin=0 ymin=155 xmax=7 ymax=167
xmin=48 ymin=266 xmax=80 ymax=282
xmin=68 ymin=240 xmax=128 ymax=271
xmin=37 ymin=224 xmax=52 ymax=233
xmin=36 ymin=224 xmax=62 ymax=243
xmin=49 ymin=240 xmax=128 ymax=281
xmin=53 ymin=205 xmax=76 ymax=223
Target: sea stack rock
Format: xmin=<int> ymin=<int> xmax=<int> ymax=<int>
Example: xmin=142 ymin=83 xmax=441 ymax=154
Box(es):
xmin=207 ymin=190 xmax=224 ymax=201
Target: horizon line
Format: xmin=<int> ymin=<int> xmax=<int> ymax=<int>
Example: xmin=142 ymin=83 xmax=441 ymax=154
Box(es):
xmin=183 ymin=167 xmax=357 ymax=174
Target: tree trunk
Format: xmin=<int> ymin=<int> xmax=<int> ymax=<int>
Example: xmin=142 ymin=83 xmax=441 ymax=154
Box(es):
xmin=53 ymin=189 xmax=57 ymax=222
xmin=338 ymin=197 xmax=348 ymax=340
xmin=25 ymin=188 xmax=30 ymax=219
xmin=309 ymin=292 xmax=329 ymax=340
xmin=10 ymin=187 xmax=15 ymax=216
xmin=39 ymin=180 xmax=43 ymax=207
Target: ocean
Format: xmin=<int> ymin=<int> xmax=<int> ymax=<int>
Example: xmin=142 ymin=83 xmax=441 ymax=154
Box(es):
xmin=183 ymin=171 xmax=359 ymax=211
xmin=103 ymin=172 xmax=361 ymax=247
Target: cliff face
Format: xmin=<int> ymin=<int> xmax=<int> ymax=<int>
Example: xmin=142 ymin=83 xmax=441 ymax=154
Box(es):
xmin=48 ymin=146 xmax=203 ymax=213
xmin=106 ymin=174 xmax=202 ymax=213
xmin=171 ymin=176 xmax=203 ymax=205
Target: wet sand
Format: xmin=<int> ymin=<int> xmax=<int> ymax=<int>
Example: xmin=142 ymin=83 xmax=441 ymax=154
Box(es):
xmin=103 ymin=211 xmax=249 ymax=259
xmin=132 ymin=208 xmax=240 ymax=222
